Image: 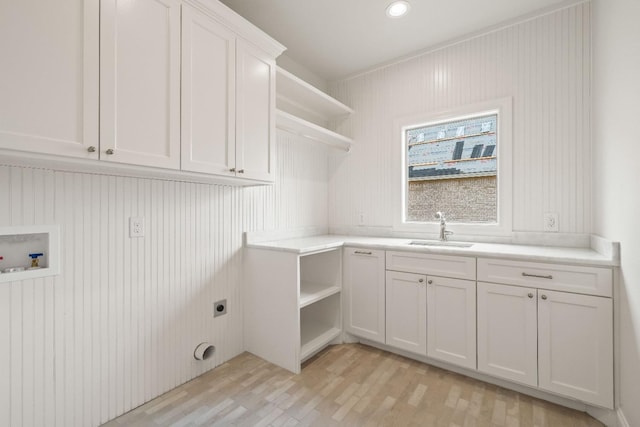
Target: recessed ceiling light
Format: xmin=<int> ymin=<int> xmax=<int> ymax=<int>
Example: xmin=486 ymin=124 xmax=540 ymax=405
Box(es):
xmin=386 ymin=1 xmax=410 ymax=18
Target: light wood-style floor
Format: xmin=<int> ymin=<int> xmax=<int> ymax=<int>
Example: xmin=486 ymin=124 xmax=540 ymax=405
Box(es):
xmin=103 ymin=344 xmax=603 ymax=427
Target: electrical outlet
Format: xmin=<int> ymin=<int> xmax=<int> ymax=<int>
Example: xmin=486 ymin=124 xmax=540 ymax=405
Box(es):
xmin=214 ymin=299 xmax=227 ymax=317
xmin=129 ymin=217 xmax=144 ymax=238
xmin=358 ymin=212 xmax=366 ymax=226
xmin=543 ymin=212 xmax=559 ymax=232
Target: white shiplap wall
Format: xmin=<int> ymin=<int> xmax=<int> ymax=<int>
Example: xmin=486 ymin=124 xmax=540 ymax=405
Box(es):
xmin=0 ymin=130 xmax=328 ymax=427
xmin=329 ymin=2 xmax=591 ymax=235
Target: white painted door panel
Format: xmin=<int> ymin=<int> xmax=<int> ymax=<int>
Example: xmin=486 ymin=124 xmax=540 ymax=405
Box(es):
xmin=385 ymin=271 xmax=426 ymax=355
xmin=343 ymin=248 xmax=385 ymax=343
xmin=235 ymin=40 xmax=275 ymax=181
xmin=0 ymin=0 xmax=99 ymax=158
xmin=100 ymin=0 xmax=181 ymax=169
xmin=538 ymin=290 xmax=613 ymax=408
xmin=427 ymin=277 xmax=476 ymax=370
xmin=477 ymin=282 xmax=538 ymax=387
xmin=181 ymin=5 xmax=236 ymax=175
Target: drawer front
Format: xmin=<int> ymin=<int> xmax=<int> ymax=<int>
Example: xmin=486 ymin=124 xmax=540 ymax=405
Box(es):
xmin=386 ymin=251 xmax=476 ymax=280
xmin=477 ymin=258 xmax=612 ymax=297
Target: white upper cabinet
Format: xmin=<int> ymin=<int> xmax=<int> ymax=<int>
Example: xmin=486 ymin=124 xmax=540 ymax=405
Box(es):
xmin=181 ymin=5 xmax=276 ymax=181
xmin=1 ymin=0 xmax=284 ymax=182
xmin=100 ymin=0 xmax=181 ymax=169
xmin=181 ymin=4 xmax=236 ymax=175
xmin=0 ymin=0 xmax=99 ymax=158
xmin=236 ymin=40 xmax=276 ymax=181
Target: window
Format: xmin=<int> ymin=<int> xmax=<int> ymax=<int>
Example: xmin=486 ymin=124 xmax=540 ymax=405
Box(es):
xmin=406 ymin=113 xmax=498 ymax=223
xmin=395 ymin=98 xmax=512 ymax=236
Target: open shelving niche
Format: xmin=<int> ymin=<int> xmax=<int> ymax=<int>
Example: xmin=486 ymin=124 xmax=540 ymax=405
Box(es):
xmin=299 ymin=248 xmax=342 ymax=361
xmin=0 ymin=225 xmax=60 ymax=284
xmin=275 ymin=66 xmax=354 ymax=152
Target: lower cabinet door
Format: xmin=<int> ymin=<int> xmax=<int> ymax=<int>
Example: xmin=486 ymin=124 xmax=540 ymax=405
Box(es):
xmin=477 ymin=282 xmax=538 ymax=387
xmin=385 ymin=271 xmax=426 ymax=355
xmin=538 ymin=290 xmax=614 ymax=408
xmin=427 ymin=277 xmax=476 ymax=370
xmin=343 ymin=248 xmax=386 ymax=343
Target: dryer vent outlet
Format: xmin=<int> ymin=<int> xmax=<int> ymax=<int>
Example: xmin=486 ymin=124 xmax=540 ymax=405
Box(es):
xmin=214 ymin=299 xmax=227 ymax=317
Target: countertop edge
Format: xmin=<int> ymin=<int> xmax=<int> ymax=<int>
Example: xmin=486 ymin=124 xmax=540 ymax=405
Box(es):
xmin=245 ymin=236 xmax=619 ymax=267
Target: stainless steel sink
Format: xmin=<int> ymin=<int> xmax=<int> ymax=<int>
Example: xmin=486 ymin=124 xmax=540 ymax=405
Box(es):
xmin=409 ymin=240 xmax=474 ymax=248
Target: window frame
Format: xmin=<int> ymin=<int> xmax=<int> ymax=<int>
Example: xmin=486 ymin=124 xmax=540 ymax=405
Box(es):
xmin=393 ymin=97 xmax=513 ymax=238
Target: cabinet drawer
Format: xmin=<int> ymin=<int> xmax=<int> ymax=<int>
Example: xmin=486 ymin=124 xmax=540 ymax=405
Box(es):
xmin=477 ymin=258 xmax=612 ymax=297
xmin=386 ymin=251 xmax=475 ymax=280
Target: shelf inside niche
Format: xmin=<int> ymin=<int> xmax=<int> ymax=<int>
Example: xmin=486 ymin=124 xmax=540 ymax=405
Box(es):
xmin=299 ymin=281 xmax=341 ymax=308
xmin=299 ymin=291 xmax=341 ymax=361
xmin=276 ymin=110 xmax=353 ymax=151
xmin=276 ymin=66 xmax=353 ymax=121
xmin=300 ymin=320 xmax=341 ymax=361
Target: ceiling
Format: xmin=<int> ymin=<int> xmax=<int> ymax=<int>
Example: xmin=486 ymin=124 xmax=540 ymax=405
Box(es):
xmin=219 ymin=0 xmax=574 ymax=81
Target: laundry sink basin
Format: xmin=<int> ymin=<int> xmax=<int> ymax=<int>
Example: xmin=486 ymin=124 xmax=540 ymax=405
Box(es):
xmin=408 ymin=240 xmax=474 ymax=248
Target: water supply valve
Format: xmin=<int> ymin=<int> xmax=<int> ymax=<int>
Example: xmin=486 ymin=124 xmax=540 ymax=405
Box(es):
xmin=28 ymin=253 xmax=44 ymax=269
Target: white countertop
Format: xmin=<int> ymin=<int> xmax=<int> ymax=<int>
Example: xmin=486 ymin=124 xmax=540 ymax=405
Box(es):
xmin=245 ymin=235 xmax=619 ymax=267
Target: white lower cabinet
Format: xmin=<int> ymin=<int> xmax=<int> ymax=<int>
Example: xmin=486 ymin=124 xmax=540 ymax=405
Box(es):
xmin=477 ymin=281 xmax=614 ymax=408
xmin=384 ymin=251 xmax=476 ymax=363
xmin=344 ymin=252 xmax=614 ymax=409
xmin=245 ymin=247 xmax=342 ymax=374
xmin=477 ymin=282 xmax=538 ymax=386
xmin=427 ymin=277 xmax=476 ymax=370
xmin=343 ymin=248 xmax=386 ymax=343
xmin=538 ymin=289 xmax=613 ymax=408
xmin=385 ymin=271 xmax=427 ymax=355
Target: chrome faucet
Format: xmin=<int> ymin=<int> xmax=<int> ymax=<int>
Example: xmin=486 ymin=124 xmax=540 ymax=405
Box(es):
xmin=435 ymin=211 xmax=453 ymax=241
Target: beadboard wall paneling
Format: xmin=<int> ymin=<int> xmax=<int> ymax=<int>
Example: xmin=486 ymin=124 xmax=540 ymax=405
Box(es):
xmin=244 ymin=130 xmax=329 ymax=232
xmin=0 ymin=133 xmax=328 ymax=427
xmin=329 ymin=2 xmax=591 ymax=235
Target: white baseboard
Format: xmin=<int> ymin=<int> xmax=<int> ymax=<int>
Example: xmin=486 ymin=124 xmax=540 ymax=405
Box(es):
xmin=356 ymin=339 xmax=621 ymax=426
xmin=617 ymin=408 xmax=630 ymax=427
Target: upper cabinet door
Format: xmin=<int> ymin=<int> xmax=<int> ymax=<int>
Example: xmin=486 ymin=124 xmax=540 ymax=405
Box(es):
xmin=100 ymin=0 xmax=181 ymax=169
xmin=235 ymin=40 xmax=276 ymax=182
xmin=181 ymin=5 xmax=236 ymax=176
xmin=0 ymin=0 xmax=99 ymax=158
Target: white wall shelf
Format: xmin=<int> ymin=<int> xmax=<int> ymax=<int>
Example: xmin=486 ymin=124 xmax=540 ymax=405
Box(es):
xmin=275 ymin=66 xmax=354 ymax=151
xmin=276 ymin=110 xmax=353 ymax=151
xmin=299 ymin=282 xmax=341 ymax=308
xmin=276 ymin=67 xmax=353 ymax=120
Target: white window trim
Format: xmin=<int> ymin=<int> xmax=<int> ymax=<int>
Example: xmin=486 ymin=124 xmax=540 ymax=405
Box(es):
xmin=393 ymin=97 xmax=513 ymax=238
